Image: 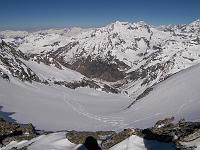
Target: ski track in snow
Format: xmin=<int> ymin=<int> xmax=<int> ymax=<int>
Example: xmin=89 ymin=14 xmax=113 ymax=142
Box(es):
xmin=63 ymin=93 xmax=128 ymax=129
xmin=118 ymin=113 xmax=162 ymax=130
xmin=176 ymin=103 xmax=186 ymax=117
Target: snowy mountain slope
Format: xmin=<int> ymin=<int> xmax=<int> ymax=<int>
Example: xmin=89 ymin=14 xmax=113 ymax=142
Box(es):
xmin=0 ymin=20 xmax=200 ymax=131
xmin=1 ymin=44 xmax=200 ymax=149
xmin=1 ymin=62 xmax=200 ymax=132
xmin=0 ymin=40 xmax=41 ymax=82
xmin=2 ymin=20 xmax=200 ymax=100
xmin=0 ymin=40 xmax=121 ymax=94
xmin=110 ymin=63 xmax=200 ymax=129
xmin=50 ymin=20 xmax=200 ymax=99
xmin=0 ymin=40 xmax=85 ymax=84
xmin=22 ymin=60 xmax=84 ymax=82
xmin=3 ymin=27 xmax=91 ymax=53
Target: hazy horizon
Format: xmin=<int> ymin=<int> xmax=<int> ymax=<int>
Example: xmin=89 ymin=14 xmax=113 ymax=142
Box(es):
xmin=1 ymin=19 xmax=200 ymax=32
xmin=0 ymin=0 xmax=200 ymax=30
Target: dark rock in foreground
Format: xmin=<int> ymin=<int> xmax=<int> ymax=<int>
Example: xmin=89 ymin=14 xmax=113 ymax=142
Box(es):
xmin=138 ymin=117 xmax=200 ymax=150
xmin=0 ymin=118 xmax=38 ymax=147
xmin=66 ymin=117 xmax=200 ymax=150
xmin=1 ymin=117 xmax=200 ymax=150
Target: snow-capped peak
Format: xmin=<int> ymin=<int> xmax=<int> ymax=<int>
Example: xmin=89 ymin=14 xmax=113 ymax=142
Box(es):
xmin=103 ymin=20 xmax=130 ymax=32
xmin=136 ymin=20 xmax=147 ymax=25
xmin=112 ymin=20 xmax=129 ymax=26
xmin=189 ymin=19 xmax=200 ymax=27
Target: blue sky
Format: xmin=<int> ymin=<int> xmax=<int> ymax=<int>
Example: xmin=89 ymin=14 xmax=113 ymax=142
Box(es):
xmin=0 ymin=0 xmax=200 ymax=30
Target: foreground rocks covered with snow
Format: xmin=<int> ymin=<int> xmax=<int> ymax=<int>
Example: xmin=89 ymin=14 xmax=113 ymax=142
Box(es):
xmin=1 ymin=117 xmax=200 ymax=149
xmin=66 ymin=117 xmax=200 ymax=150
xmin=139 ymin=117 xmax=200 ymax=150
xmin=0 ymin=118 xmax=38 ymax=148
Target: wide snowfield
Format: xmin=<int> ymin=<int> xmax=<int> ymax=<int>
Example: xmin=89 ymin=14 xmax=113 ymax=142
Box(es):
xmin=0 ymin=78 xmax=131 ymax=131
xmin=1 ymin=64 xmax=200 ymax=131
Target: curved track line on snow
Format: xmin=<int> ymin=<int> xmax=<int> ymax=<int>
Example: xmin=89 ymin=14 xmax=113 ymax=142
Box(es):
xmin=117 ymin=113 xmax=162 ymax=130
xmin=62 ymin=94 xmax=128 ymax=128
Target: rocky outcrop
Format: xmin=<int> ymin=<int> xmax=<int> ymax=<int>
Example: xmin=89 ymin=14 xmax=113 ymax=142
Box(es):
xmin=65 ymin=118 xmax=200 ymax=150
xmin=135 ymin=117 xmax=200 ymax=150
xmin=0 ymin=72 xmax=10 ymax=81
xmin=101 ymin=128 xmax=135 ymax=149
xmin=1 ymin=117 xmax=200 ymax=150
xmin=54 ymin=78 xmax=119 ymax=94
xmin=66 ymin=130 xmax=115 ymax=145
xmin=0 ymin=40 xmax=41 ymax=82
xmin=66 ymin=129 xmax=135 ymax=149
xmin=0 ymin=118 xmax=38 ymax=147
xmin=62 ymin=56 xmax=127 ymax=82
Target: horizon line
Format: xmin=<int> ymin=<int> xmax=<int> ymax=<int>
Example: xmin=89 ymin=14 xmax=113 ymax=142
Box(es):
xmin=0 ymin=19 xmax=199 ymax=32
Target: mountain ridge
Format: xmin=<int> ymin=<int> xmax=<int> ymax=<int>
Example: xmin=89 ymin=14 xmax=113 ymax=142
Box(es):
xmin=1 ymin=19 xmax=200 ymax=100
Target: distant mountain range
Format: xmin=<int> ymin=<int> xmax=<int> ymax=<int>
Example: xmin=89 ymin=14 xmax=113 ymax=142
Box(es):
xmin=1 ymin=20 xmax=200 ymax=100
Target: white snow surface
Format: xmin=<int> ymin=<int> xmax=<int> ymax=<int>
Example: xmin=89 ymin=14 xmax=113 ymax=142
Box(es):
xmin=1 ymin=132 xmax=76 ymax=150
xmin=22 ymin=60 xmax=84 ymax=82
xmin=110 ymin=135 xmax=175 ymax=150
xmin=0 ymin=77 xmax=131 ymax=131
xmin=27 ymin=132 xmax=75 ymax=150
xmin=1 ymin=63 xmax=200 ymax=131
